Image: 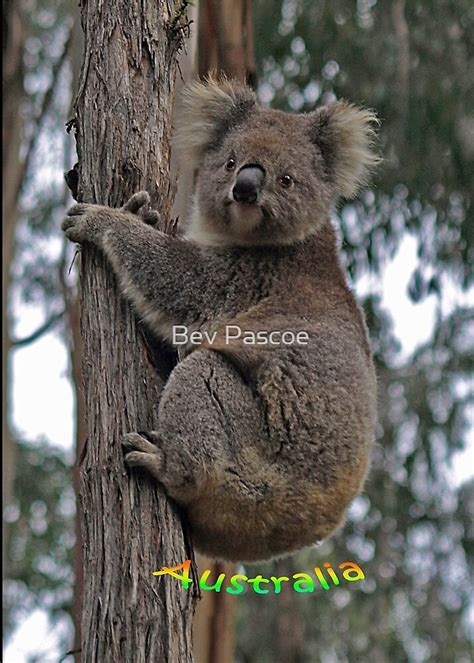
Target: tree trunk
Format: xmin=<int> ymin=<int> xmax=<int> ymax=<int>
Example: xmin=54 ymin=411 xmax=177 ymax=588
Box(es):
xmin=63 ymin=10 xmax=85 ymax=659
xmin=275 ymin=559 xmax=305 ymax=663
xmin=193 ymin=559 xmax=237 ymax=663
xmin=72 ymin=3 xmax=197 ymax=660
xmin=66 ymin=290 xmax=86 ymax=661
xmin=198 ymin=0 xmax=256 ymax=85
xmin=192 ymin=2 xmax=255 ymax=661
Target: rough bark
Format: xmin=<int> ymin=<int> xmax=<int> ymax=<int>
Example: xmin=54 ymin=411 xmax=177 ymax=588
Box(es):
xmin=71 ymin=295 xmax=86 ymax=662
xmin=62 ymin=283 xmax=86 ymax=662
xmin=72 ymin=2 xmax=197 ymax=661
xmin=60 ymin=242 xmax=86 ymax=662
xmin=63 ymin=11 xmax=85 ymax=659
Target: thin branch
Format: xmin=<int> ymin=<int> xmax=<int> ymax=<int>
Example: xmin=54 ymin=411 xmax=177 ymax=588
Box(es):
xmin=392 ymin=0 xmax=409 ymax=118
xmin=14 ymin=28 xmax=74 ymax=205
xmin=59 ymin=648 xmax=82 ymax=662
xmin=11 ymin=309 xmax=65 ymax=348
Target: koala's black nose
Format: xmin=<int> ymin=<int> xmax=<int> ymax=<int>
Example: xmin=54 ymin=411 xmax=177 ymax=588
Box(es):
xmin=233 ymin=165 xmax=265 ymax=204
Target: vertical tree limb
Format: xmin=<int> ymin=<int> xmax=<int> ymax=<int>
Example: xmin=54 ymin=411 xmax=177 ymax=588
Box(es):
xmin=2 ymin=0 xmax=26 ymax=577
xmin=63 ymin=9 xmax=85 ymax=658
xmin=198 ymin=0 xmax=256 ymax=85
xmin=392 ymin=0 xmax=410 ymax=119
xmin=192 ymin=2 xmax=256 ymax=661
xmin=73 ymin=2 xmax=197 ymax=660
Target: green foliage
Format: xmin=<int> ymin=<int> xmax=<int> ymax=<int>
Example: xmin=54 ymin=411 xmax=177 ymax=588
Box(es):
xmin=237 ymin=305 xmax=473 ymax=662
xmin=13 ymin=0 xmax=74 ymax=313
xmin=4 ymin=0 xmax=77 ymax=653
xmin=4 ymin=438 xmax=75 ymax=640
xmin=254 ymin=0 xmax=474 ymax=287
xmin=6 ymin=0 xmax=473 ymax=660
xmin=234 ymin=2 xmax=474 ymax=661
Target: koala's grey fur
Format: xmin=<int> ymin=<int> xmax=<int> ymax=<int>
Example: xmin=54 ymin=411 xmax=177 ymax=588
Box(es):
xmin=62 ymin=77 xmax=379 ymax=562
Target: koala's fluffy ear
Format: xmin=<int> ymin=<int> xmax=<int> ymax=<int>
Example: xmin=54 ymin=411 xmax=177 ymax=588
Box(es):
xmin=174 ymin=76 xmax=257 ymax=166
xmin=309 ymin=102 xmax=380 ymax=198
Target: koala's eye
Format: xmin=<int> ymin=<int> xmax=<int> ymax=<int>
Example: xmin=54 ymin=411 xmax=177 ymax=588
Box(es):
xmin=225 ymin=158 xmax=236 ymax=171
xmin=279 ymin=174 xmax=293 ymax=188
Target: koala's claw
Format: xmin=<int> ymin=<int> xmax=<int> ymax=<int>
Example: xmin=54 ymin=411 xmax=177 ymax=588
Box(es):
xmin=122 ymin=432 xmax=163 ymax=479
xmin=122 ymin=191 xmax=163 ymax=228
xmin=124 ymin=450 xmax=152 ymax=467
xmin=122 ymin=431 xmax=160 ymax=454
xmin=61 ymin=193 xmax=157 ymax=244
xmin=121 ymin=191 xmax=150 ymax=214
xmin=141 ymin=210 xmax=162 ymax=226
xmin=61 ymin=217 xmax=74 ymax=231
xmin=61 ymin=213 xmax=90 ymax=243
xmin=67 ymin=203 xmax=94 ymax=216
xmin=61 ymin=202 xmax=107 ymax=244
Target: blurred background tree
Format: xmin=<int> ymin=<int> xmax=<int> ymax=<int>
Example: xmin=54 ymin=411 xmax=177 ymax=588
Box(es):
xmin=236 ymin=2 xmax=473 ymax=661
xmin=3 ymin=0 xmax=80 ymax=655
xmin=3 ymin=0 xmax=473 ymax=661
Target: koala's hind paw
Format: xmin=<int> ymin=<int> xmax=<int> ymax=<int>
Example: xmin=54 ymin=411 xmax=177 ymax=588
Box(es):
xmin=122 ymin=431 xmax=161 ymax=453
xmin=122 ymin=432 xmax=163 ymax=479
xmin=121 ymin=191 xmax=150 ymax=214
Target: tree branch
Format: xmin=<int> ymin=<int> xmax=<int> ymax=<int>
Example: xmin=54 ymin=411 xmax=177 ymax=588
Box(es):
xmin=392 ymin=0 xmax=409 ymax=118
xmin=14 ymin=28 xmax=73 ymax=204
xmin=11 ymin=309 xmax=65 ymax=348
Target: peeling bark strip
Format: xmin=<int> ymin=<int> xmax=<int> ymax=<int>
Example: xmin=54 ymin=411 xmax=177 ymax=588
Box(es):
xmin=73 ymin=2 xmax=197 ymax=661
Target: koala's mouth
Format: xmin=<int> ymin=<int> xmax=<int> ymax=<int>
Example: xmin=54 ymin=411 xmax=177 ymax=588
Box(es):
xmin=224 ymin=197 xmax=258 ymax=207
xmin=227 ymin=199 xmax=263 ymax=234
xmin=232 ymin=200 xmax=257 ymax=207
xmin=227 ymin=199 xmax=260 ymax=210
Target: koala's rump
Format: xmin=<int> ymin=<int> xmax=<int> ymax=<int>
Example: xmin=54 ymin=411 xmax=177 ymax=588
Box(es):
xmin=157 ymin=343 xmax=374 ymax=561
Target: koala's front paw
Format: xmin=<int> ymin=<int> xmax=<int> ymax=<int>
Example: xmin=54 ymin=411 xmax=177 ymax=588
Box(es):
xmin=122 ymin=432 xmax=163 ymax=480
xmin=62 ymin=203 xmax=112 ymax=245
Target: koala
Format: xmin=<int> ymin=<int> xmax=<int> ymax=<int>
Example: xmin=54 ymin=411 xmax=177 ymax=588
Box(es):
xmin=62 ymin=77 xmax=379 ymax=563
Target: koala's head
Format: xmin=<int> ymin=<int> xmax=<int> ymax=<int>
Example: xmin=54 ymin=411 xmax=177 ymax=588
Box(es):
xmin=175 ymin=77 xmax=379 ymax=247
